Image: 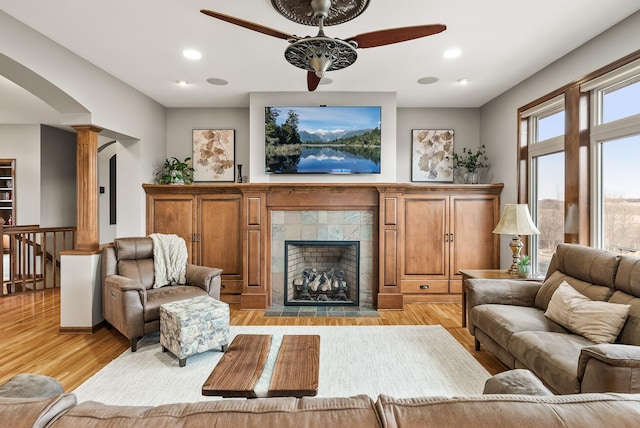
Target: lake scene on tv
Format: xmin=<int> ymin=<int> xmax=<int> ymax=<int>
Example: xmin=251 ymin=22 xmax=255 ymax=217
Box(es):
xmin=265 ymin=106 xmax=381 ymax=174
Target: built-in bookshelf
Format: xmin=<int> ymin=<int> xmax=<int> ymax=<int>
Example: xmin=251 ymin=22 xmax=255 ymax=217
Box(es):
xmin=0 ymin=159 xmax=15 ymax=226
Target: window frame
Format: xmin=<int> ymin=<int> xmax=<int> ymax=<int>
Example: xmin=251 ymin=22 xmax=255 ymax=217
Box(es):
xmin=586 ymin=64 xmax=640 ymax=250
xmin=517 ymin=50 xmax=640 ymax=260
xmin=521 ymin=95 xmax=565 ymax=273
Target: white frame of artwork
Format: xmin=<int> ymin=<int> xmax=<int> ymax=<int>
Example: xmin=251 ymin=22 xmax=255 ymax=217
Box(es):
xmin=411 ymin=129 xmax=454 ymax=182
xmin=192 ymin=129 xmax=235 ymax=182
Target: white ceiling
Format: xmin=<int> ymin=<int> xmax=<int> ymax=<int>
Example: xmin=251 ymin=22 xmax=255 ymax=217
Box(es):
xmin=1 ymin=0 xmax=640 ymax=114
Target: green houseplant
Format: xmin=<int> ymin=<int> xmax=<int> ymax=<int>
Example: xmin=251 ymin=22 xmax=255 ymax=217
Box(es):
xmin=156 ymin=157 xmax=194 ymax=184
xmin=517 ymin=254 xmax=531 ymax=278
xmin=449 ymin=144 xmax=489 ymax=184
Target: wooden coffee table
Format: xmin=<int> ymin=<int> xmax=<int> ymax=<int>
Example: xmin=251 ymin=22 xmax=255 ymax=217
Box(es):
xmin=202 ymin=334 xmax=320 ymax=398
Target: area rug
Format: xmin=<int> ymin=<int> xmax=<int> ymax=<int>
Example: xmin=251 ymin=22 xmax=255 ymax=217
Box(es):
xmin=73 ymin=325 xmax=490 ymax=406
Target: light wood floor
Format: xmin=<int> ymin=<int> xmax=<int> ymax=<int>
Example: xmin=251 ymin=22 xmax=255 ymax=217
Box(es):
xmin=0 ymin=289 xmax=506 ymax=392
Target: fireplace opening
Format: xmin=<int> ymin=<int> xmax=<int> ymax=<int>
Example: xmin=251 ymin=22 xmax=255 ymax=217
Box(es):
xmin=284 ymin=240 xmax=359 ymax=306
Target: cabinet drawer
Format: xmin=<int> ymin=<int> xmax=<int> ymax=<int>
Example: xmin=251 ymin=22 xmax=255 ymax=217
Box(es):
xmin=401 ymin=279 xmax=449 ymax=294
xmin=220 ymin=279 xmax=243 ymax=294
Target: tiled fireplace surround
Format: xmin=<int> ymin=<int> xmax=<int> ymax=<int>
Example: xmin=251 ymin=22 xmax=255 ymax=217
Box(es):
xmin=271 ymin=210 xmax=375 ymax=308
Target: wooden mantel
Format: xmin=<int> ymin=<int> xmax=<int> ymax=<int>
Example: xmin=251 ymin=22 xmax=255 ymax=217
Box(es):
xmin=144 ymin=183 xmax=504 ymax=310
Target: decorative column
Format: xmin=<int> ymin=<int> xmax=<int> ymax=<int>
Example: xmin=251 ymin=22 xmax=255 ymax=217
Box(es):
xmin=73 ymin=125 xmax=102 ymax=252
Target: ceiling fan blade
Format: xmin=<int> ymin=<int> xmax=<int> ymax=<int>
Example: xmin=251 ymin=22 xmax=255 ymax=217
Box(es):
xmin=200 ymin=9 xmax=297 ymax=40
xmin=307 ymin=72 xmax=321 ymax=92
xmin=348 ymin=24 xmax=446 ymax=49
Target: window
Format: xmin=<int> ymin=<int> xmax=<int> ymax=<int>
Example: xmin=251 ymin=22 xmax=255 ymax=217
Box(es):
xmin=601 ymin=79 xmax=640 ymax=123
xmin=522 ymin=95 xmax=565 ymax=275
xmin=599 ymin=135 xmax=640 ymax=253
xmin=585 ymin=59 xmax=640 ymax=254
xmin=533 ymin=152 xmax=565 ymax=273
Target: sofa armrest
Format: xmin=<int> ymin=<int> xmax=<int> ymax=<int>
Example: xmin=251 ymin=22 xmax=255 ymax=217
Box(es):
xmin=104 ymin=275 xmax=147 ymax=305
xmin=467 ymin=279 xmax=542 ymax=312
xmin=578 ymin=344 xmax=640 ymax=393
xmin=483 ymin=369 xmax=554 ymax=396
xmin=186 ymin=265 xmax=223 ymax=299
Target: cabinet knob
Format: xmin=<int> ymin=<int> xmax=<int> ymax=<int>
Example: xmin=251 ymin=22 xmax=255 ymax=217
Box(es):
xmin=220 ymin=284 xmax=226 ymax=289
xmin=420 ymin=284 xmax=430 ymax=289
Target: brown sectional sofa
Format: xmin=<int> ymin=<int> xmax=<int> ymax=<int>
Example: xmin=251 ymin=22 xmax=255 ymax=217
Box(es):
xmin=3 ymin=388 xmax=640 ymax=427
xmin=468 ymin=243 xmax=640 ymax=394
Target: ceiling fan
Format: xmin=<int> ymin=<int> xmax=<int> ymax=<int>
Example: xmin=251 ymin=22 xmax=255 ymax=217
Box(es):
xmin=201 ymin=0 xmax=446 ymax=91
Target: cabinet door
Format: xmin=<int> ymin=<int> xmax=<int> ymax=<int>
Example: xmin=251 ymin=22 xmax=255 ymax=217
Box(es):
xmin=450 ymin=195 xmax=499 ymax=278
xmin=146 ymin=194 xmax=196 ymax=262
xmin=403 ymin=196 xmax=449 ymax=278
xmin=198 ymin=195 xmax=242 ymax=290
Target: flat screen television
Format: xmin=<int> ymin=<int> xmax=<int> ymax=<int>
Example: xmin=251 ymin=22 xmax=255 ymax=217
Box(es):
xmin=265 ymin=105 xmax=381 ymax=174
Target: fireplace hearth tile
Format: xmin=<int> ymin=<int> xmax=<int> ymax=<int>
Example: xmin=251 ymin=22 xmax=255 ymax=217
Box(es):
xmin=263 ymin=305 xmax=379 ymax=318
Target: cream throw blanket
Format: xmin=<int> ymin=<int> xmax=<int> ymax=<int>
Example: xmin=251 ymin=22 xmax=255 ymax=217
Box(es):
xmin=149 ymin=233 xmax=187 ymax=288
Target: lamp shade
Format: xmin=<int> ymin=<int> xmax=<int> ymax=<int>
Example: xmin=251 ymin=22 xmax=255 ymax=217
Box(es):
xmin=492 ymin=204 xmax=540 ymax=236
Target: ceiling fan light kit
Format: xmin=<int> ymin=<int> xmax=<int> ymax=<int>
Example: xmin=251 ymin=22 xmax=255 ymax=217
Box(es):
xmin=271 ymin=0 xmax=371 ymax=26
xmin=201 ymin=0 xmax=445 ymax=91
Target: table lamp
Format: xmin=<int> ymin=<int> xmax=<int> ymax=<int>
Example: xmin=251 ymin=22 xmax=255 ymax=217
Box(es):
xmin=492 ymin=204 xmax=540 ymax=277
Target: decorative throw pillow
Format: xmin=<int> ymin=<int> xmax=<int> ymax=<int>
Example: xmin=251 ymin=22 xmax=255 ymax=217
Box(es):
xmin=544 ymin=281 xmax=630 ymax=344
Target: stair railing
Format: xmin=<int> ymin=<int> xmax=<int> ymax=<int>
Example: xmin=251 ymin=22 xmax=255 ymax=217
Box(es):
xmin=1 ymin=219 xmax=76 ymax=295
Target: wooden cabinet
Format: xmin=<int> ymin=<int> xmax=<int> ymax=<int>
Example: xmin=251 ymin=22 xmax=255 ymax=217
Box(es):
xmin=145 ymin=190 xmax=243 ymax=299
xmin=400 ymin=192 xmax=500 ymax=303
xmin=0 ymin=159 xmax=16 ymax=225
xmin=198 ymin=195 xmax=243 ymax=295
xmin=145 ymin=183 xmax=502 ymax=309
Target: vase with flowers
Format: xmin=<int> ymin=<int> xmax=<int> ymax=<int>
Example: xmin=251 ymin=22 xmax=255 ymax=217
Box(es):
xmin=449 ymin=144 xmax=489 ymax=184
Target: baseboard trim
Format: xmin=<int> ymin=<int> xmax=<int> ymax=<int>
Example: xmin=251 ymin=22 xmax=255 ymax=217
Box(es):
xmin=59 ymin=320 xmax=106 ymax=334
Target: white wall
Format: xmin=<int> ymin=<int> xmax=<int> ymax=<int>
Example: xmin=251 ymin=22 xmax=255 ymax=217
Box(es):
xmin=0 ymin=124 xmax=40 ymax=225
xmin=480 ymin=11 xmax=640 ymax=268
xmin=0 ymin=11 xmax=167 ymax=238
xmin=166 ymin=108 xmax=250 ymax=181
xmin=396 ymin=108 xmax=482 ymax=183
xmin=40 ymin=125 xmax=76 ymax=228
xmin=98 ymin=141 xmax=117 ymax=244
xmin=166 ymin=104 xmax=484 ymax=185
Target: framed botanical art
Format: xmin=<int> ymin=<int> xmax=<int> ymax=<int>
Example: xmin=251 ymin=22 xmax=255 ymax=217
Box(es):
xmin=411 ymin=129 xmax=454 ymax=182
xmin=192 ymin=129 xmax=235 ymax=182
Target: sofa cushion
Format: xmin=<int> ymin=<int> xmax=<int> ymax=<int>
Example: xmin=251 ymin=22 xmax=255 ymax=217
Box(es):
xmin=551 ymin=243 xmax=621 ymax=287
xmin=470 ymin=304 xmax=567 ymax=350
xmin=375 ymin=394 xmax=640 ymax=428
xmin=0 ymin=394 xmax=77 ymax=428
xmin=143 ymin=286 xmax=208 ymax=322
xmin=118 ymin=259 xmax=155 ymax=289
xmin=50 ymin=395 xmax=379 ymax=428
xmin=509 ymin=331 xmax=594 ymax=394
xmin=608 ymin=290 xmax=640 ymax=346
xmin=535 ymin=270 xmax=612 ymax=311
xmin=613 ymin=255 xmax=640 ymax=298
xmin=545 ymin=282 xmax=630 ymax=344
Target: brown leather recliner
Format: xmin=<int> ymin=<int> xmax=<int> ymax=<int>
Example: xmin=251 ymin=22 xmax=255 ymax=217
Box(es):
xmin=102 ymin=237 xmax=222 ymax=351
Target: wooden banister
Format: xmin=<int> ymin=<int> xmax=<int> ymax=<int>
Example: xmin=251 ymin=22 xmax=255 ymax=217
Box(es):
xmin=1 ymin=221 xmax=76 ymax=296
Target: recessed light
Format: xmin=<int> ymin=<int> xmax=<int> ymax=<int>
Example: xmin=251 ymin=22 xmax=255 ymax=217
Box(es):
xmin=417 ymin=76 xmax=439 ymax=85
xmin=443 ymin=48 xmax=462 ymax=59
xmin=182 ymin=49 xmax=202 ymax=60
xmin=176 ymin=80 xmax=189 ymax=86
xmin=206 ymin=77 xmax=229 ymax=86
xmin=457 ymin=78 xmax=469 ymax=85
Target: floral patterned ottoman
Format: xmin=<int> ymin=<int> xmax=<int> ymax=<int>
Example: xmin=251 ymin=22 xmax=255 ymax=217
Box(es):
xmin=159 ymin=296 xmax=230 ymax=367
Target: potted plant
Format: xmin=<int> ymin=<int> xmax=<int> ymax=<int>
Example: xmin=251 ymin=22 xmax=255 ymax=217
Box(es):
xmin=155 ymin=157 xmax=194 ymax=184
xmin=517 ymin=255 xmax=531 ymax=278
xmin=449 ymin=144 xmax=489 ymax=184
